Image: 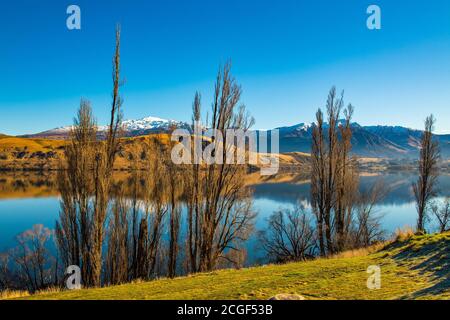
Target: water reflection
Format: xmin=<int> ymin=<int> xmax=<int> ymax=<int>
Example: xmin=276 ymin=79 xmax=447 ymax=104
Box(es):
xmin=252 ymin=171 xmax=450 ymax=206
xmin=0 ymin=171 xmax=449 ymax=262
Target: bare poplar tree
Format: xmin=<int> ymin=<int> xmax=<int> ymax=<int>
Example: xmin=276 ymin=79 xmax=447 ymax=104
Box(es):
xmin=413 ymin=114 xmax=440 ymax=233
xmin=140 ymin=138 xmax=169 ymax=278
xmin=311 ymin=87 xmax=348 ymax=255
xmin=186 ymin=62 xmax=256 ymax=272
xmin=186 ymin=92 xmax=203 ymax=272
xmin=89 ymin=25 xmax=123 ymax=286
xmin=311 ymin=87 xmax=364 ymax=255
xmin=124 ymin=142 xmax=144 ymax=280
xmin=323 ymin=88 xmax=343 ymax=254
xmin=56 ymin=26 xmax=123 ymax=287
xmin=166 ymin=134 xmax=183 ymax=278
xmin=311 ymin=108 xmax=326 ymax=256
xmin=56 ymin=100 xmax=97 ymax=285
xmin=335 ymin=105 xmax=360 ymax=251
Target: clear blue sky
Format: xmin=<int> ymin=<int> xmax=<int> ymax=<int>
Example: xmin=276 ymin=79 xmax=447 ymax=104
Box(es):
xmin=1 ymin=0 xmax=450 ymax=135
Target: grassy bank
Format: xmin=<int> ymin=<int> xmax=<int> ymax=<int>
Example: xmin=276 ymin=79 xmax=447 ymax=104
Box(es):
xmin=17 ymin=232 xmax=450 ymax=300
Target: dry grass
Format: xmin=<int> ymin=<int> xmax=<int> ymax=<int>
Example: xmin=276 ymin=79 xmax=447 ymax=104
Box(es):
xmin=394 ymin=226 xmax=416 ymax=242
xmin=0 ymin=136 xmax=65 ymax=152
xmin=330 ymin=242 xmax=388 ymax=259
xmin=0 ymin=290 xmax=30 ymax=300
xmin=0 ymin=287 xmax=62 ymax=300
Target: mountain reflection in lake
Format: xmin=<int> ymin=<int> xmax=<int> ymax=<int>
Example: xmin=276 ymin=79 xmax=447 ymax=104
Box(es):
xmin=0 ymin=171 xmax=449 ymax=265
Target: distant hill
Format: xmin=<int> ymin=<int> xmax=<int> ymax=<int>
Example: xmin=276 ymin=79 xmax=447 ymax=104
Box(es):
xmin=267 ymin=122 xmax=450 ymax=159
xmin=0 ymin=135 xmax=66 ymax=170
xmin=19 ymin=116 xmax=450 ymax=159
xmin=0 ymin=134 xmax=171 ymax=171
xmin=0 ymin=133 xmax=309 ymax=171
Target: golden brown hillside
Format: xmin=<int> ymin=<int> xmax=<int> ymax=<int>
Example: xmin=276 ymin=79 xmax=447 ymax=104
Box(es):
xmin=0 ymin=134 xmax=309 ymax=171
xmin=0 ymin=135 xmax=66 ymax=170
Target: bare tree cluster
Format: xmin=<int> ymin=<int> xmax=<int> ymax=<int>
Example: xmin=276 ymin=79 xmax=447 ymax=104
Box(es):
xmin=258 ymin=206 xmax=315 ymax=263
xmin=310 ymin=87 xmax=385 ymax=256
xmin=56 ymin=101 xmax=185 ymax=287
xmin=185 ymin=63 xmax=256 ymax=273
xmin=105 ymin=136 xmax=184 ymax=284
xmin=311 ymin=87 xmax=355 ymax=255
xmin=0 ymin=225 xmax=57 ymax=292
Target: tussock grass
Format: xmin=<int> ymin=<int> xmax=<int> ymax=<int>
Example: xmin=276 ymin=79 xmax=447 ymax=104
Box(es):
xmin=394 ymin=226 xmax=415 ymax=242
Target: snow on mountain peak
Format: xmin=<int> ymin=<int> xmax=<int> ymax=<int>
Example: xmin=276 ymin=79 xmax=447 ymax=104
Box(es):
xmin=121 ymin=116 xmax=182 ymax=131
xmin=297 ymin=122 xmax=312 ymax=131
xmin=40 ymin=116 xmax=186 ymax=136
xmin=141 ymin=116 xmax=169 ymax=123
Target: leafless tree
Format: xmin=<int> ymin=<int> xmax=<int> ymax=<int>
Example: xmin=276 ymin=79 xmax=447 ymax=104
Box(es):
xmin=89 ymin=25 xmax=123 ymax=287
xmin=186 ymin=62 xmax=256 ymax=272
xmin=126 ymin=143 xmax=144 ymax=280
xmin=353 ymin=181 xmax=387 ymax=247
xmin=167 ymin=192 xmax=182 ymax=278
xmin=106 ymin=184 xmax=130 ymax=285
xmin=259 ymin=206 xmax=315 ymax=263
xmin=166 ymin=136 xmax=183 ymax=278
xmin=335 ymin=104 xmax=359 ymax=251
xmin=56 ymin=26 xmax=123 ymax=287
xmin=311 ymin=87 xmax=356 ymax=255
xmin=311 ymin=107 xmax=326 ymax=256
xmin=0 ymin=252 xmax=13 ymax=291
xmin=431 ymin=198 xmax=450 ymax=233
xmin=413 ymin=115 xmax=440 ymax=233
xmin=11 ymin=225 xmax=55 ymax=292
xmin=140 ymin=138 xmax=169 ymax=278
xmin=55 ymin=99 xmax=96 ymax=286
xmin=186 ymin=92 xmax=203 ymax=272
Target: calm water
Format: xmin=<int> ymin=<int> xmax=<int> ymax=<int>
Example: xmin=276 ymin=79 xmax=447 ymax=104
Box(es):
xmin=0 ymin=171 xmax=449 ymax=264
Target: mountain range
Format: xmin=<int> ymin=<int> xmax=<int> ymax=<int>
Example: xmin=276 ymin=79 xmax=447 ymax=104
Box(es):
xmin=268 ymin=122 xmax=450 ymax=159
xmin=21 ymin=116 xmax=450 ymax=159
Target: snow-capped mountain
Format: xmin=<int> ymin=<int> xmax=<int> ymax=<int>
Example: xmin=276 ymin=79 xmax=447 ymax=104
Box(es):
xmin=24 ymin=116 xmax=190 ymax=138
xmin=120 ymin=116 xmax=181 ymax=132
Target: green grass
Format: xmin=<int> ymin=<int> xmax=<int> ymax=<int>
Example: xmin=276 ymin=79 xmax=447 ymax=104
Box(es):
xmin=22 ymin=232 xmax=450 ymax=300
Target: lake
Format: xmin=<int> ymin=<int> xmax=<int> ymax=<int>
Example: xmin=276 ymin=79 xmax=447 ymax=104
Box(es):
xmin=0 ymin=171 xmax=449 ymax=265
